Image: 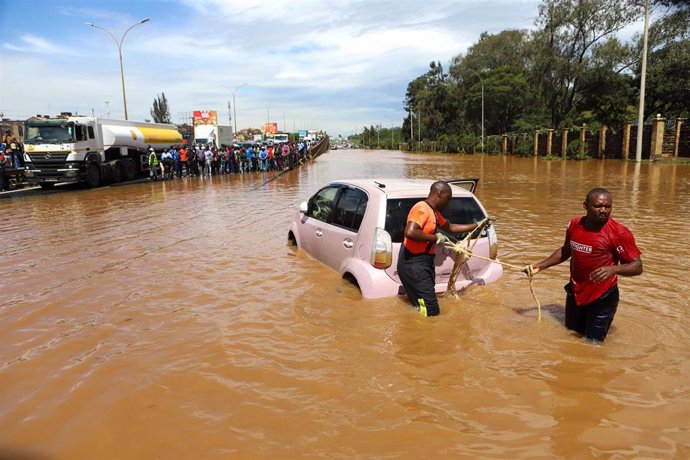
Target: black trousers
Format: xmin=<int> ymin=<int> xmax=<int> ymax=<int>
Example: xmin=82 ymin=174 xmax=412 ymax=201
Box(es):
xmin=565 ymin=284 xmax=619 ymax=342
xmin=397 ymin=246 xmax=439 ymax=316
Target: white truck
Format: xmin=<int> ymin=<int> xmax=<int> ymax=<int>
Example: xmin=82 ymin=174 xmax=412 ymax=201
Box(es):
xmin=193 ymin=124 xmax=233 ymax=147
xmin=23 ymin=116 xmax=182 ymax=188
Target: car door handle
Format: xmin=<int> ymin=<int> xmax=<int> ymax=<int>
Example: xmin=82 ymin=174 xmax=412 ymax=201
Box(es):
xmin=315 ymin=229 xmax=323 ymax=237
xmin=343 ymin=240 xmax=353 ymax=249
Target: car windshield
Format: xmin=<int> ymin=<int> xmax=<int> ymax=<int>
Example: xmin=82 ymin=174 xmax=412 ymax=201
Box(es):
xmin=24 ymin=122 xmax=74 ymax=144
xmin=384 ymin=197 xmax=486 ymax=243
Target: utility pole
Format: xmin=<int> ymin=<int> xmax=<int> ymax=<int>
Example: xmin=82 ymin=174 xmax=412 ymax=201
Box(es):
xmin=635 ymin=0 xmax=650 ymax=162
xmin=417 ymin=111 xmax=421 ymax=146
xmin=467 ymin=69 xmax=484 ymax=153
xmin=409 ymin=109 xmax=413 ymax=150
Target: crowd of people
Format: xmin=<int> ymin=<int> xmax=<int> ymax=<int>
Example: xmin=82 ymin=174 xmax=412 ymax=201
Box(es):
xmin=147 ymin=140 xmax=317 ymax=181
xmin=0 ymin=131 xmax=23 ymax=191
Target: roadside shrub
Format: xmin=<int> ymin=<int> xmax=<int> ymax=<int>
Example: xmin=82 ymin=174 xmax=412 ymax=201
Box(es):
xmin=567 ymin=139 xmax=589 ymax=160
xmin=484 ymin=136 xmax=502 ymax=155
xmin=459 ymin=133 xmax=478 ymax=153
xmin=515 ymin=133 xmax=534 ymax=157
xmin=438 ymin=134 xmax=460 ymax=153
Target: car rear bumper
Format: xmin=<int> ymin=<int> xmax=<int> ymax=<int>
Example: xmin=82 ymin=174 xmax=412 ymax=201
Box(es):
xmin=353 ymin=256 xmax=503 ymax=299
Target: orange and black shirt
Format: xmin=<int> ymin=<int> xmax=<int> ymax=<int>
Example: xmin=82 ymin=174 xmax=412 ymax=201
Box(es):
xmin=403 ymin=201 xmax=446 ymax=254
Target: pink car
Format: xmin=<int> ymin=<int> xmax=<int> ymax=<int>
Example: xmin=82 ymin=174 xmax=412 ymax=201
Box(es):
xmin=288 ymin=178 xmax=503 ymax=298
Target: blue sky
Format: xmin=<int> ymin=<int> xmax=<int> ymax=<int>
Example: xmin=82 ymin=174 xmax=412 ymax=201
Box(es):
xmin=2 ymin=0 xmax=553 ymax=136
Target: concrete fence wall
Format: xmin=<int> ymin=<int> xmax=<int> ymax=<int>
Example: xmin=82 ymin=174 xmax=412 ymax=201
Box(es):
xmin=492 ymin=117 xmax=689 ymax=159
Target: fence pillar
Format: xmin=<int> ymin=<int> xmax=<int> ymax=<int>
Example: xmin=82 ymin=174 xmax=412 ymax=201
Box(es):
xmin=561 ymin=128 xmax=569 ymax=159
xmin=533 ymin=130 xmax=540 ymax=156
xmin=598 ymin=126 xmax=607 ymax=159
xmin=501 ymin=134 xmax=508 ymax=154
xmin=579 ymin=124 xmax=587 ymax=156
xmin=674 ymin=118 xmax=685 ymax=159
xmin=622 ymin=123 xmax=632 ymax=160
xmin=650 ymin=114 xmax=665 ymax=160
xmin=546 ymin=129 xmax=553 ymax=156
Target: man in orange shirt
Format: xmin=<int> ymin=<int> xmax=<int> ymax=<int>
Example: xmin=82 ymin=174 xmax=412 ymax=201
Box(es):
xmin=397 ymin=181 xmax=480 ymax=316
xmin=179 ymin=146 xmax=188 ymax=176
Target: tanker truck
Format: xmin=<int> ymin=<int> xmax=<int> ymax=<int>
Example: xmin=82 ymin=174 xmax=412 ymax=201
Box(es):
xmin=22 ymin=116 xmax=182 ymax=189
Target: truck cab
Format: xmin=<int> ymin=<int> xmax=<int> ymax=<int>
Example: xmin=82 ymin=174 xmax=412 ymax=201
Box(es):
xmin=23 ymin=118 xmax=103 ymax=188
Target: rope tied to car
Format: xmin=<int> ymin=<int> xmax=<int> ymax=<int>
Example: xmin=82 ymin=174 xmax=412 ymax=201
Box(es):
xmin=443 ymin=218 xmax=542 ymax=321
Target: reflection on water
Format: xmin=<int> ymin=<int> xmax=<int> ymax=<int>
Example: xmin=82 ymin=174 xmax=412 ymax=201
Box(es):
xmin=1 ymin=151 xmax=689 ymax=458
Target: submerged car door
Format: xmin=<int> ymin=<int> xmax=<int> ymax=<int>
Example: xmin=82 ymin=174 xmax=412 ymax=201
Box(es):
xmin=317 ymin=186 xmax=368 ymax=272
xmin=301 ymin=185 xmax=341 ymax=261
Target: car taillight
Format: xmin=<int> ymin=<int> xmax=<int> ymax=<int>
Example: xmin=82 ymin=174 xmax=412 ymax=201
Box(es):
xmin=487 ymin=225 xmax=498 ymax=260
xmin=370 ymin=227 xmax=392 ymax=269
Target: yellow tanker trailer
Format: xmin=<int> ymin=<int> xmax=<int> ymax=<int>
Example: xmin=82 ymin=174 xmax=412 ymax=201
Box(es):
xmin=23 ymin=116 xmax=182 ymax=188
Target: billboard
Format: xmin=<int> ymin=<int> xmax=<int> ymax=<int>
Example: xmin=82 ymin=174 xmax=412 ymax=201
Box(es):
xmin=264 ymin=122 xmax=278 ymax=135
xmin=193 ymin=110 xmax=218 ymax=126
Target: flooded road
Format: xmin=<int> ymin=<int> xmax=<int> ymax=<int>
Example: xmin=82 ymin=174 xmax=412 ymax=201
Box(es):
xmin=1 ymin=151 xmax=689 ymax=459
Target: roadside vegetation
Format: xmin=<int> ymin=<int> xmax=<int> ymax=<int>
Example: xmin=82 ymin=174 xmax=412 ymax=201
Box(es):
xmin=350 ymin=0 xmax=689 ymax=154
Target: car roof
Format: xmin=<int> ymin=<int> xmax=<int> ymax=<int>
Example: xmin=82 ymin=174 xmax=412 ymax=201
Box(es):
xmin=327 ymin=178 xmax=476 ymax=198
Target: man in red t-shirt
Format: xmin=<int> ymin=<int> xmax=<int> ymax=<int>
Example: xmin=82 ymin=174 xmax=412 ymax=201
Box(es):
xmin=397 ymin=181 xmax=481 ymax=317
xmin=526 ymin=188 xmax=643 ymax=342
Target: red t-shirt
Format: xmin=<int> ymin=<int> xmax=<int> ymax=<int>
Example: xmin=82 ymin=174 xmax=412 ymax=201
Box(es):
xmin=566 ymin=216 xmax=641 ymax=306
xmin=403 ymin=201 xmax=447 ymax=254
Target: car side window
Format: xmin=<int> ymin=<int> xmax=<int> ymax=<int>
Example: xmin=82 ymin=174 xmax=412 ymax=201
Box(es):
xmin=308 ymin=186 xmax=339 ymax=223
xmin=384 ymin=197 xmax=485 ymax=242
xmin=332 ymin=187 xmax=368 ymax=232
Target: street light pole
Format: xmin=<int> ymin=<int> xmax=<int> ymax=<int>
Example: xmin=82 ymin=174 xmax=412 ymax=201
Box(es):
xmin=86 ymin=18 xmax=149 ymax=120
xmin=221 ymin=83 xmax=248 ymax=141
xmin=467 ymin=69 xmax=484 ymax=153
xmin=635 ymin=0 xmax=650 ymax=162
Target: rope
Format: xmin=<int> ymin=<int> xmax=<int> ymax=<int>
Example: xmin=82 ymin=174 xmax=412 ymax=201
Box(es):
xmin=443 ymin=219 xmax=542 ymax=321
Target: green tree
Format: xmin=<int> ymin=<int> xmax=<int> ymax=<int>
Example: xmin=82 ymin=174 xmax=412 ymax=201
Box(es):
xmin=449 ymin=30 xmax=530 ymax=80
xmin=150 ymin=92 xmax=171 ymax=124
xmin=530 ymin=0 xmax=640 ymax=127
xmin=465 ymin=66 xmax=534 ymax=134
xmin=403 ymin=61 xmax=462 ymax=142
xmin=638 ymin=1 xmax=690 ymax=118
xmin=578 ymin=66 xmax=635 ymax=127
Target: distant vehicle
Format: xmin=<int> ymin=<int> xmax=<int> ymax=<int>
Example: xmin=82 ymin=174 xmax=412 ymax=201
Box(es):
xmin=272 ymin=133 xmax=289 ymax=144
xmin=23 ymin=116 xmax=182 ymax=189
xmin=287 ymin=178 xmax=502 ymax=298
xmin=194 ymin=124 xmax=233 ymax=147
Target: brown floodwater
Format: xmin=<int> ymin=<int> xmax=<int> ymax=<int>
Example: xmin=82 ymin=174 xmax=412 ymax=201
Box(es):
xmin=1 ymin=151 xmax=689 ymax=459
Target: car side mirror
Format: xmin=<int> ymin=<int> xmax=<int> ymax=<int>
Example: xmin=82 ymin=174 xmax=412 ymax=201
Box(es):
xmin=299 ymin=201 xmax=308 ymax=213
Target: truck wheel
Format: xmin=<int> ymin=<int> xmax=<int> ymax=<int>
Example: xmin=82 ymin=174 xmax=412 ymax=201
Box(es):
xmin=39 ymin=183 xmax=55 ymax=190
xmin=86 ymin=163 xmax=101 ymax=188
xmin=123 ymin=159 xmax=136 ymax=181
xmin=112 ymin=162 xmax=123 ymax=183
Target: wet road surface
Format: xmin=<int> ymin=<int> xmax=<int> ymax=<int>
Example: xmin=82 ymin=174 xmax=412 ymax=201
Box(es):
xmin=1 ymin=151 xmax=689 ymax=459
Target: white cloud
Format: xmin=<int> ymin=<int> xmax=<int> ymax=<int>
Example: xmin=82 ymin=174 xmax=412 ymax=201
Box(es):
xmin=0 ymin=0 xmax=544 ymax=135
xmin=2 ymin=34 xmax=76 ymax=55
